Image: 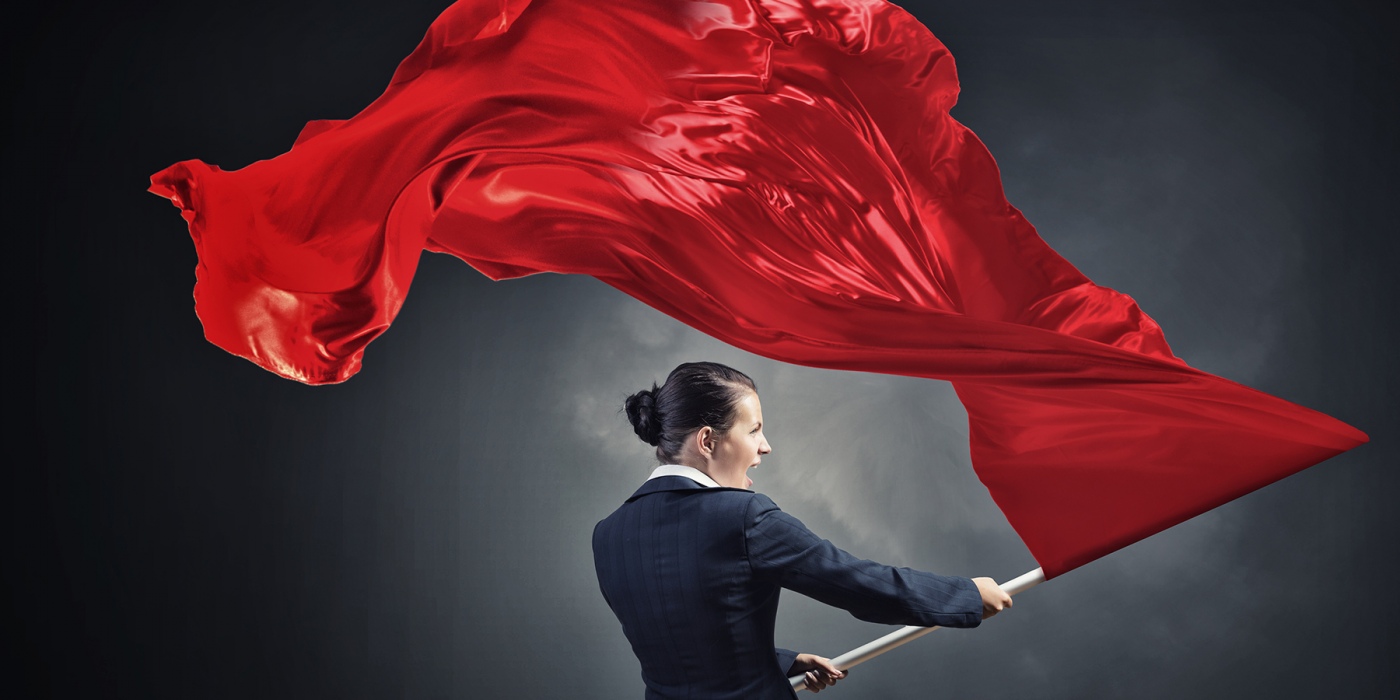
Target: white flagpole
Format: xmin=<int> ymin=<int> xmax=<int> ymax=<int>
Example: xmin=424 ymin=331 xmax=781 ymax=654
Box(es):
xmin=790 ymin=567 xmax=1045 ymax=693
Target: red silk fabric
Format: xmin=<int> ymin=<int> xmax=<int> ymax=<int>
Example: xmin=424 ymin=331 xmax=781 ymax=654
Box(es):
xmin=150 ymin=0 xmax=1366 ymax=577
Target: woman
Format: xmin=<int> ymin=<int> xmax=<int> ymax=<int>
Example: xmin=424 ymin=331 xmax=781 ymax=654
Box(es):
xmin=593 ymin=361 xmax=1012 ymax=699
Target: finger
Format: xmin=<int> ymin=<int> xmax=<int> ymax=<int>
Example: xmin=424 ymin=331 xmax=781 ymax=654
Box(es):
xmin=806 ymin=671 xmax=824 ymax=691
xmin=816 ymin=658 xmax=844 ymax=678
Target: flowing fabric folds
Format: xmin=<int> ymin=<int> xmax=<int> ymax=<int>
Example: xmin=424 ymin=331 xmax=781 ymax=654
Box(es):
xmin=149 ymin=0 xmax=1367 ymax=577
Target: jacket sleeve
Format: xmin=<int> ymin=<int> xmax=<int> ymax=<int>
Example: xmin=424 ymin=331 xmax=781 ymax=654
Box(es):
xmin=744 ymin=494 xmax=983 ymax=629
xmin=775 ymin=648 xmax=798 ymax=675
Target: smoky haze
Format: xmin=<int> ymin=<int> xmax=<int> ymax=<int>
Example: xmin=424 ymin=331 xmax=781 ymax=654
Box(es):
xmin=13 ymin=0 xmax=1397 ymax=698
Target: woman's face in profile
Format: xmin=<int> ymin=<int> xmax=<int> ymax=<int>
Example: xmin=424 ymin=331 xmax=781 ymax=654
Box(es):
xmin=710 ymin=391 xmax=772 ymax=489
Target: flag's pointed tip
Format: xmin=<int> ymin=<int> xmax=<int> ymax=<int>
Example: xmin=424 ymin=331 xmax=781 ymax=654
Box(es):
xmin=1332 ymin=418 xmax=1369 ymax=448
xmin=1297 ymin=402 xmax=1369 ymax=450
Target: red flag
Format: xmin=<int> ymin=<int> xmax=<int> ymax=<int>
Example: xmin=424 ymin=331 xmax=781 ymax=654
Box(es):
xmin=150 ymin=0 xmax=1366 ymax=577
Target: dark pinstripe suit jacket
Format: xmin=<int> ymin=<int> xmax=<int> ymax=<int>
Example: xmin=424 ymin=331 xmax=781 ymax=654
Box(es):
xmin=592 ymin=475 xmax=983 ymax=700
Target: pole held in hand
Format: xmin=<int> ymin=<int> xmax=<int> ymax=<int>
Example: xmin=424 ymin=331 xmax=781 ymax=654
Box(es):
xmin=790 ymin=567 xmax=1045 ymax=692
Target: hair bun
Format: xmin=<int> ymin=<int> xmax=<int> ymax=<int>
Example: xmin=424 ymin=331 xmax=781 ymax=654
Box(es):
xmin=624 ymin=385 xmax=662 ymax=446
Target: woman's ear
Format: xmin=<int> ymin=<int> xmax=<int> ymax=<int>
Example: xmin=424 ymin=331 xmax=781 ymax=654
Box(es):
xmin=695 ymin=426 xmax=714 ymax=456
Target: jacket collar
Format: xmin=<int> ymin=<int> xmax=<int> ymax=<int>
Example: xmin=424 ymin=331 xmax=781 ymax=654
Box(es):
xmin=624 ymin=474 xmax=752 ymax=503
xmin=646 ymin=464 xmax=721 ymax=488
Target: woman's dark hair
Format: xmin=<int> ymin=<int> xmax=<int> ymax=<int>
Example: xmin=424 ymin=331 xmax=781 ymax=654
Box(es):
xmin=624 ymin=361 xmax=757 ymax=462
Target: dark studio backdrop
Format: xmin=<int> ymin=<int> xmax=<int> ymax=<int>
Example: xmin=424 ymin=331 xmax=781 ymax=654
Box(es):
xmin=9 ymin=0 xmax=1398 ymax=697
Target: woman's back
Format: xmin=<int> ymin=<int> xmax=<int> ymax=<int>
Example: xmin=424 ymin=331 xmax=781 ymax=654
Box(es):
xmin=594 ymin=472 xmax=985 ymax=700
xmin=593 ymin=476 xmax=793 ymax=700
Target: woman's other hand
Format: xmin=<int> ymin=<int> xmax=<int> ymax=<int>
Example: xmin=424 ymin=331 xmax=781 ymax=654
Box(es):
xmin=972 ymin=577 xmax=1013 ymax=619
xmin=793 ymin=653 xmax=847 ymax=692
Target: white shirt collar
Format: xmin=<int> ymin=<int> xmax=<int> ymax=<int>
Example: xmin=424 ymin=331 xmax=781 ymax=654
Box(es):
xmin=646 ymin=464 xmax=721 ymax=489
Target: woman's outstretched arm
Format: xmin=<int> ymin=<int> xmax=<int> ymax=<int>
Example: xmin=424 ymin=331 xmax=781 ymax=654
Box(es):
xmin=744 ymin=494 xmax=986 ymax=629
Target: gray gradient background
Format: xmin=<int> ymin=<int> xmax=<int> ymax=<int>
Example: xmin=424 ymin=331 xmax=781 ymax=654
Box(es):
xmin=10 ymin=0 xmax=1397 ymax=697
